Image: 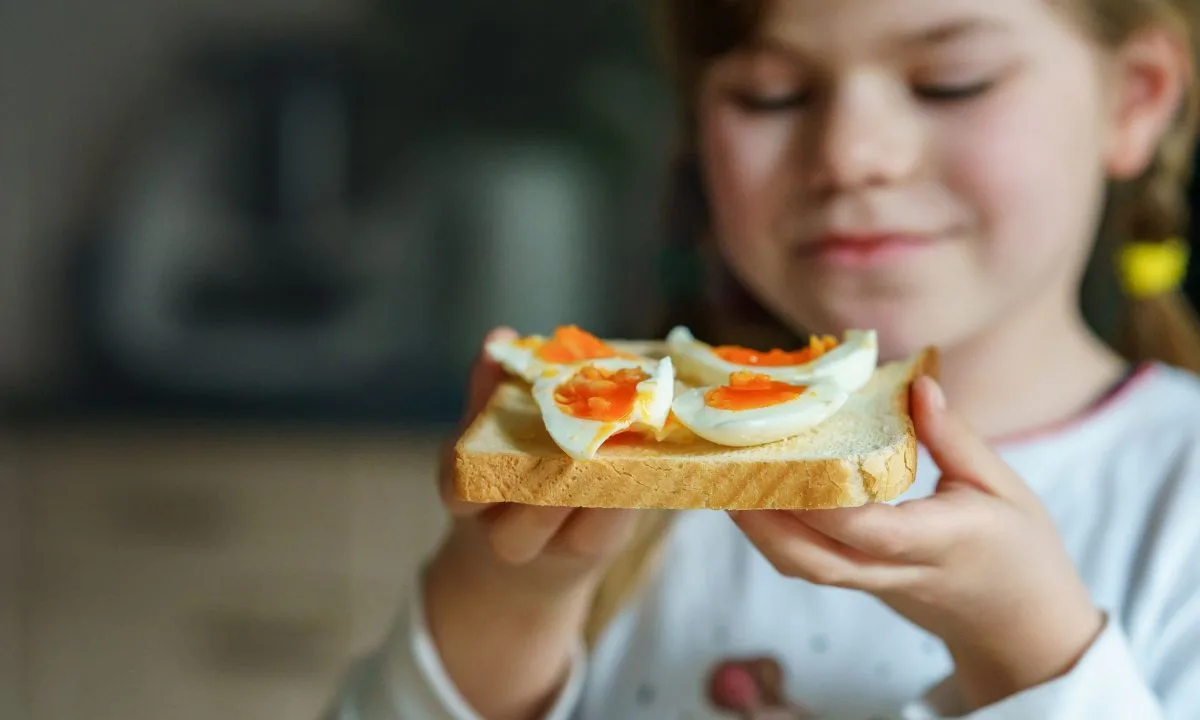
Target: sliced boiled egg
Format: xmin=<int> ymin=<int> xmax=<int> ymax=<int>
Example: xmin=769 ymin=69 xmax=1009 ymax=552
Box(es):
xmin=487 ymin=325 xmax=649 ymax=383
xmin=666 ymin=325 xmax=878 ymax=393
xmin=531 ymin=357 xmax=675 ymax=460
xmin=671 ymin=371 xmax=850 ymax=447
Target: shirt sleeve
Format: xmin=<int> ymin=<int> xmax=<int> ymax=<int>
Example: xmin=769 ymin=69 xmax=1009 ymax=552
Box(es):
xmin=330 ymin=572 xmax=590 ymax=720
xmin=902 ymin=428 xmax=1200 ymax=720
xmin=899 ymin=614 xmax=1170 ymax=719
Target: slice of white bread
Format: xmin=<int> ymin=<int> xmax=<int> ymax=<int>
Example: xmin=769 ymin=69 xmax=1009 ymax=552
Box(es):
xmin=454 ymin=342 xmax=938 ymax=510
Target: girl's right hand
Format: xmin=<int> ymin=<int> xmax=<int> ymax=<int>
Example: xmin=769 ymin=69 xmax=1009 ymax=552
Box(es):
xmin=431 ymin=327 xmax=639 ymax=603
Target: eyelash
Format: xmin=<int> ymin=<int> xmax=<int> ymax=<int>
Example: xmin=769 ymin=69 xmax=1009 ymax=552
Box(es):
xmin=732 ymin=79 xmax=995 ymax=113
xmin=732 ymin=91 xmax=813 ymax=113
xmin=913 ymin=79 xmax=996 ymax=101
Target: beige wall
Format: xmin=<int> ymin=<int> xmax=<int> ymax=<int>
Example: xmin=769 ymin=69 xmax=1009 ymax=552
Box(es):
xmin=0 ymin=0 xmax=365 ymax=393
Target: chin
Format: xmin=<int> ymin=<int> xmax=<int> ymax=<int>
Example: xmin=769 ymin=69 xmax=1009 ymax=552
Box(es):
xmin=875 ymin=329 xmax=935 ymax=364
xmin=787 ymin=297 xmax=960 ymax=364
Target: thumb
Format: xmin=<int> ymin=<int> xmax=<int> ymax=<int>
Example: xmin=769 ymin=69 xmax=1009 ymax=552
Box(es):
xmin=440 ymin=326 xmax=517 ymax=517
xmin=911 ymin=375 xmax=1021 ymax=499
xmin=463 ymin=326 xmax=518 ymax=425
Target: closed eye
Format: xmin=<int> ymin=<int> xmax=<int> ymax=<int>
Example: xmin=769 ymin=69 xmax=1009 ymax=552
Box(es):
xmin=914 ymin=79 xmax=995 ymax=102
xmin=731 ymin=90 xmax=813 ymax=113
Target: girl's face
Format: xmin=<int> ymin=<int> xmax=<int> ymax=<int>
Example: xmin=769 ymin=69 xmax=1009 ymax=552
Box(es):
xmin=697 ymin=0 xmax=1165 ymax=360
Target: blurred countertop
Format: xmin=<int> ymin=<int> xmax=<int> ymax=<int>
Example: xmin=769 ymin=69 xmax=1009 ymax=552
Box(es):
xmin=5 ymin=421 xmax=452 ymax=720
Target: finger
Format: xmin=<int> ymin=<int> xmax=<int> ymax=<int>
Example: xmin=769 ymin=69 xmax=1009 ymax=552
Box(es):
xmin=464 ymin=326 xmax=519 ymax=424
xmin=731 ymin=511 xmax=920 ymax=592
xmin=438 ymin=327 xmax=520 ymax=517
xmin=554 ymin=509 xmax=638 ymax=559
xmin=912 ymin=376 xmax=1025 ymax=500
xmin=795 ymin=501 xmax=954 ymax=563
xmin=487 ymin=505 xmax=574 ymax=565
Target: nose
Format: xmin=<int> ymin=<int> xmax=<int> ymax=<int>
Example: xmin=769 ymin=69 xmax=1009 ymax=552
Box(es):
xmin=811 ymin=76 xmax=924 ymax=191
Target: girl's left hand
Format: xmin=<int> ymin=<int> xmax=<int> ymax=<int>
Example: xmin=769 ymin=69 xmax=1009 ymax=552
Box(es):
xmin=731 ymin=376 xmax=1105 ymax=710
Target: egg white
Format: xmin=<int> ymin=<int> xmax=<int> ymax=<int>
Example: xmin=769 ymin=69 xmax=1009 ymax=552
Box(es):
xmin=670 ymin=378 xmax=850 ymax=448
xmin=531 ymin=357 xmax=675 ymax=460
xmin=666 ymin=326 xmax=878 ymax=393
xmin=485 ymin=336 xmax=545 ymax=382
xmin=487 ymin=334 xmax=656 ymax=383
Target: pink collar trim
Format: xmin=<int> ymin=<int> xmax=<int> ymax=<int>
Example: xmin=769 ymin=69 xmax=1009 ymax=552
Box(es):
xmin=989 ymin=362 xmax=1158 ymax=448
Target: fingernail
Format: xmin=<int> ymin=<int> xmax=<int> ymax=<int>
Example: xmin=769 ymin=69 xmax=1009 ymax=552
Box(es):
xmin=925 ymin=376 xmax=947 ymax=410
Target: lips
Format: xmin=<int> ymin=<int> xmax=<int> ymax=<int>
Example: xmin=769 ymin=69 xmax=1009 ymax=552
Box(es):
xmin=798 ymin=233 xmax=939 ymax=268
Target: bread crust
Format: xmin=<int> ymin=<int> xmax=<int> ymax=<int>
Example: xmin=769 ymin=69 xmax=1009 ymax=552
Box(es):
xmin=454 ymin=346 xmax=938 ymax=510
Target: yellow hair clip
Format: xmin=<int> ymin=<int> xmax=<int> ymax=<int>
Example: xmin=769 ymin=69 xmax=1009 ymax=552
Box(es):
xmin=1116 ymin=237 xmax=1190 ymax=300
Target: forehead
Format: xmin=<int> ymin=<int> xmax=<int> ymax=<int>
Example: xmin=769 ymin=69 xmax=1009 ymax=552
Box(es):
xmin=752 ymin=0 xmax=1066 ymax=58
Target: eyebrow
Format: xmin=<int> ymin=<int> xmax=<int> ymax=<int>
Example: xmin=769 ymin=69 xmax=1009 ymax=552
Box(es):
xmin=898 ymin=18 xmax=1012 ymax=47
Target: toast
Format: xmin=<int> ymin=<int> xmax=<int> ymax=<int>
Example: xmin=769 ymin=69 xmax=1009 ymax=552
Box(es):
xmin=454 ymin=341 xmax=937 ymax=510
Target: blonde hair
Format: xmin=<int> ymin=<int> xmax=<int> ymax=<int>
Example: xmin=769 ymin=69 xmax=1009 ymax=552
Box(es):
xmin=583 ymin=0 xmax=1200 ymax=645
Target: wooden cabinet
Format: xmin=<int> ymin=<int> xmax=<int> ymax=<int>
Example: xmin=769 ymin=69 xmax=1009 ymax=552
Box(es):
xmin=12 ymin=427 xmax=448 ymax=720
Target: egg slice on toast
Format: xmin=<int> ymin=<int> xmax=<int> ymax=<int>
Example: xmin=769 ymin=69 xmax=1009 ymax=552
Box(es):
xmin=488 ymin=325 xmax=651 ymax=383
xmin=671 ymin=371 xmax=849 ymax=448
xmin=666 ymin=326 xmax=878 ymax=393
xmin=532 ymin=357 xmax=674 ymax=460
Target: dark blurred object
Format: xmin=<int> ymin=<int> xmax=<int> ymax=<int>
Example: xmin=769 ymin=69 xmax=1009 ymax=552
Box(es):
xmin=182 ymin=42 xmax=365 ymax=327
xmin=375 ymin=0 xmax=655 ymax=136
xmin=63 ymin=38 xmax=451 ymax=423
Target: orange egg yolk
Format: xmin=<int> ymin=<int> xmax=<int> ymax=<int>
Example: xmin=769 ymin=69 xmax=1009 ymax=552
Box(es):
xmin=705 ymin=371 xmax=805 ymax=411
xmin=714 ymin=334 xmax=838 ymax=367
xmin=554 ymin=365 xmax=649 ymax=422
xmin=535 ymin=325 xmax=619 ymax=364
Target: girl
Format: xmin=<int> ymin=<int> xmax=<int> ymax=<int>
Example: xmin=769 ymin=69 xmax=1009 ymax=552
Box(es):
xmin=332 ymin=0 xmax=1200 ymax=718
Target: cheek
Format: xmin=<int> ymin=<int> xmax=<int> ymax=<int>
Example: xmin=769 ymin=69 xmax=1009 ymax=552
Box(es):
xmin=942 ymin=77 xmax=1107 ymax=275
xmin=700 ymin=108 xmax=796 ymax=246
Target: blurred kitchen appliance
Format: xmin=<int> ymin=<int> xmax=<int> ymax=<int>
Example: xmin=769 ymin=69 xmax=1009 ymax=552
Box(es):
xmin=66 ymin=39 xmax=461 ymax=419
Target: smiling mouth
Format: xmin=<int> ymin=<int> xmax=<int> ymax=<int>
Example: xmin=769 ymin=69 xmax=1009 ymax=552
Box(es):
xmin=797 ymin=233 xmax=940 ymax=268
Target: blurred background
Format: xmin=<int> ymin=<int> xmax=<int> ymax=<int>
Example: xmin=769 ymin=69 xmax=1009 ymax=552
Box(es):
xmin=1 ymin=0 xmax=675 ymax=424
xmin=2 ymin=1 xmax=1200 ymax=718
xmin=1 ymin=1 xmax=673 ymax=718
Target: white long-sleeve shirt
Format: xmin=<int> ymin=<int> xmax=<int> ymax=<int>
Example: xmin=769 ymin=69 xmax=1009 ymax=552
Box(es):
xmin=334 ymin=362 xmax=1200 ymax=719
